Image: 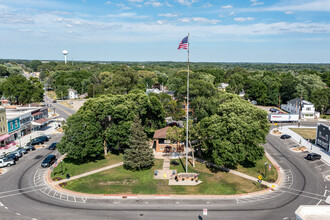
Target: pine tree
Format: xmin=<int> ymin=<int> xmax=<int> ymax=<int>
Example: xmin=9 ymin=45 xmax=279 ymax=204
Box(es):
xmin=123 ymin=117 xmax=154 ymax=171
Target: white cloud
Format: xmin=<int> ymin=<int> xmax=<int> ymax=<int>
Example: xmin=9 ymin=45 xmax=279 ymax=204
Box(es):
xmin=145 ymin=1 xmax=163 ymax=7
xmin=105 ymin=1 xmax=111 ymax=5
xmin=177 ymin=0 xmax=197 ymax=7
xmin=128 ymin=0 xmax=143 ymax=2
xmin=229 ymin=12 xmax=235 ymax=16
xmin=116 ymin=3 xmax=131 ymax=10
xmin=285 ymin=11 xmax=294 ymax=14
xmin=265 ymin=0 xmax=330 ymax=12
xmin=234 ymin=17 xmax=255 ymax=22
xmin=18 ymin=29 xmax=32 ymax=32
xmin=107 ymin=13 xmax=137 ymax=18
xmin=251 ymin=0 xmax=264 ymax=6
xmin=201 ymin=3 xmax=213 ymax=8
xmin=39 ymin=30 xmax=47 ymax=33
xmin=66 ymin=24 xmax=73 ymax=28
xmin=222 ymin=5 xmax=233 ymax=9
xmin=178 ymin=17 xmax=221 ymax=24
xmin=157 ymin=20 xmax=163 ymax=24
xmin=158 ymin=13 xmax=178 ymax=17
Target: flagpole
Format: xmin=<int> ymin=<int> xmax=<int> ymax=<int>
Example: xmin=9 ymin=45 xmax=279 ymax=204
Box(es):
xmin=186 ymin=33 xmax=190 ymax=174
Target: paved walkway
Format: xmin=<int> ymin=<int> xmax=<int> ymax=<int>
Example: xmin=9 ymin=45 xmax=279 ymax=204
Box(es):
xmin=274 ymin=125 xmax=330 ymax=166
xmin=53 ymin=162 xmax=124 ymax=185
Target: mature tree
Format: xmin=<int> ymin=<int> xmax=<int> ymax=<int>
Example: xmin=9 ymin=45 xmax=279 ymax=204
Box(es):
xmin=123 ymin=117 xmax=154 ymax=171
xmin=245 ymin=80 xmax=268 ymax=105
xmin=296 ymin=74 xmax=326 ymax=100
xmin=0 ymin=65 xmax=9 ymax=77
xmin=279 ymin=73 xmax=298 ymax=103
xmin=0 ymin=75 xmax=43 ymax=104
xmin=310 ymin=88 xmax=330 ymax=114
xmin=110 ymin=65 xmax=137 ymax=94
xmin=149 ymin=93 xmax=185 ymax=120
xmin=198 ymin=93 xmax=269 ymax=167
xmin=58 ymin=92 xmax=165 ymax=162
xmin=29 ymin=60 xmax=43 ymax=72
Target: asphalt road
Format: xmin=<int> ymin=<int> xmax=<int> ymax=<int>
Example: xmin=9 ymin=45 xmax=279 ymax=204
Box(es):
xmin=44 ymin=96 xmax=76 ymax=119
xmin=0 ymin=107 xmax=329 ymax=219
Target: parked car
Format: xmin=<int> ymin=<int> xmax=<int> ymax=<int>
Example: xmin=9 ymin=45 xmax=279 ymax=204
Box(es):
xmin=307 ymin=153 xmax=321 ymax=161
xmin=280 ymin=134 xmax=291 ymax=139
xmin=48 ymin=142 xmax=57 ymax=150
xmin=22 ymin=145 xmax=36 ymax=151
xmin=9 ymin=150 xmax=23 ymax=158
xmin=270 ymin=108 xmax=279 ymax=112
xmin=41 ymin=155 xmax=57 ymax=168
xmin=16 ymin=147 xmax=27 ymax=155
xmin=4 ymin=153 xmax=19 ymax=161
xmin=0 ymin=158 xmax=16 ymax=167
xmin=29 ymin=135 xmax=49 ymax=145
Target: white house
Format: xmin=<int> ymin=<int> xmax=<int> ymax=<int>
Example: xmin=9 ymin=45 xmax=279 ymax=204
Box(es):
xmin=281 ymin=98 xmax=320 ymax=119
xmin=68 ymin=89 xmax=78 ymax=99
xmin=217 ymin=83 xmax=229 ymax=91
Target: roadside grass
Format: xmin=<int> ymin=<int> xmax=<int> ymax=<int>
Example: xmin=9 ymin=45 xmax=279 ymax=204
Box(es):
xmin=51 ymin=153 xmax=123 ymax=179
xmin=290 ymin=128 xmax=316 ymax=140
xmin=46 ymin=91 xmax=57 ymax=100
xmin=57 ymin=100 xmax=73 ymax=109
xmin=321 ymin=115 xmax=330 ymax=120
xmin=64 ymin=158 xmax=263 ymax=195
xmin=235 ymin=156 xmax=278 ymax=183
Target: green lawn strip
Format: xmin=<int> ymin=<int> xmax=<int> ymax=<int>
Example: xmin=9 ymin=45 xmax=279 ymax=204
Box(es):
xmin=64 ymin=158 xmax=262 ymax=195
xmin=51 ymin=153 xmax=123 ymax=179
xmin=235 ymin=156 xmax=278 ymax=183
xmin=320 ymin=115 xmax=330 ymax=120
xmin=46 ymin=91 xmax=57 ymax=100
xmin=290 ymin=128 xmax=316 ymax=140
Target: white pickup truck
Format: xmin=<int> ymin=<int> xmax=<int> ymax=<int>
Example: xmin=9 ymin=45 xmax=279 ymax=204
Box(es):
xmin=0 ymin=158 xmax=16 ymax=167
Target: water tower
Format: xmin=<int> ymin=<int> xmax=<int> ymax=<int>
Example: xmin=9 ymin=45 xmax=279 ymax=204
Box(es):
xmin=62 ymin=50 xmax=68 ymax=64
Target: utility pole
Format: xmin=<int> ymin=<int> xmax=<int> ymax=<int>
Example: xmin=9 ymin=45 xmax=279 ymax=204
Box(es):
xmin=298 ymin=90 xmax=303 ymax=127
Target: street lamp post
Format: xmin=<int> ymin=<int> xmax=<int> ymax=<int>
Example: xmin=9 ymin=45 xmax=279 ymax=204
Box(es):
xmin=264 ymin=162 xmax=268 ymax=178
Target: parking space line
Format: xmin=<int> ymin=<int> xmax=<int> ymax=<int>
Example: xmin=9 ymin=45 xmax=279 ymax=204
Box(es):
xmin=315 ymin=164 xmax=327 ymax=168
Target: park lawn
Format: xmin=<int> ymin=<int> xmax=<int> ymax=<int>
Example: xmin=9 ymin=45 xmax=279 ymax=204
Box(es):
xmin=290 ymin=128 xmax=316 ymax=140
xmin=64 ymin=158 xmax=262 ymax=195
xmin=235 ymin=156 xmax=278 ymax=183
xmin=51 ymin=153 xmax=123 ymax=179
xmin=321 ymin=115 xmax=330 ymax=120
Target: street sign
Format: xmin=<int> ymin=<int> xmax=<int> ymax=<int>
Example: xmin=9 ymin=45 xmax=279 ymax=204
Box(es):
xmin=203 ymin=209 xmax=207 ymax=216
xmin=258 ymin=175 xmax=262 ymax=180
xmin=274 ymin=123 xmax=277 ymax=126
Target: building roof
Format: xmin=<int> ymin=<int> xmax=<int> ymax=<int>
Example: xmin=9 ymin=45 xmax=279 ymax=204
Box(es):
xmin=146 ymin=88 xmax=162 ymax=95
xmin=32 ymin=118 xmax=48 ymax=126
xmin=32 ymin=112 xmax=43 ymax=117
xmin=68 ymin=89 xmax=77 ymax=93
xmin=153 ymin=127 xmax=170 ymax=139
xmin=218 ymin=83 xmax=229 ymax=89
xmin=287 ymin=98 xmax=313 ymax=106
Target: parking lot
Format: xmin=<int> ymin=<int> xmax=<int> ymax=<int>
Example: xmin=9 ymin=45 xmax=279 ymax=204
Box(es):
xmin=282 ymin=138 xmax=330 ymax=182
xmin=0 ymin=134 xmax=61 ymax=173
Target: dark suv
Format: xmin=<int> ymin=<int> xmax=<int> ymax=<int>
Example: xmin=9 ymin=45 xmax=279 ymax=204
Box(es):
xmin=307 ymin=153 xmax=321 ymax=161
xmin=41 ymin=155 xmax=57 ymax=168
xmin=29 ymin=135 xmax=49 ymax=145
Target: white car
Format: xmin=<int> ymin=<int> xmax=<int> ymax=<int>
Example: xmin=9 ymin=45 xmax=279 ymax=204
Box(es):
xmin=0 ymin=158 xmax=16 ymax=167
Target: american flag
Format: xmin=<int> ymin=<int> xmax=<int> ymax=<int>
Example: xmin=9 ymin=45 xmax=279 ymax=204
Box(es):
xmin=178 ymin=36 xmax=188 ymax=49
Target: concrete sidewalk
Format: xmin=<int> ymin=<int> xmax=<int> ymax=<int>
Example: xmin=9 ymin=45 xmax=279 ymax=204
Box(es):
xmin=275 ymin=125 xmax=330 ymax=166
xmin=53 ymin=162 xmax=123 ymax=185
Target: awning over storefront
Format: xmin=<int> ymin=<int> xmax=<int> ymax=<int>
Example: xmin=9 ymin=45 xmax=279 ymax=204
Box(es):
xmin=0 ymin=134 xmax=10 ymax=142
xmin=32 ymin=118 xmax=49 ymax=126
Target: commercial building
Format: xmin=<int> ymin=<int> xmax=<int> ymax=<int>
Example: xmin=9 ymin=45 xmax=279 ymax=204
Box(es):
xmin=0 ymin=107 xmax=9 ymax=148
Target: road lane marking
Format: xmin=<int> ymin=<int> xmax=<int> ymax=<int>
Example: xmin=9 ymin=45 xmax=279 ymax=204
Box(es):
xmin=0 ymin=187 xmax=48 ymax=199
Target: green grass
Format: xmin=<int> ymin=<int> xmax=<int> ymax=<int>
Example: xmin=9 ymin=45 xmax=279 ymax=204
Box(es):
xmin=235 ymin=156 xmax=278 ymax=183
xmin=46 ymin=91 xmax=57 ymax=100
xmin=51 ymin=153 xmax=123 ymax=179
xmin=64 ymin=158 xmax=263 ymax=195
xmin=321 ymin=115 xmax=330 ymax=119
xmin=290 ymin=128 xmax=316 ymax=140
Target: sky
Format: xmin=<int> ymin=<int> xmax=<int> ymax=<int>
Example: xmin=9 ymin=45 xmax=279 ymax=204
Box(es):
xmin=0 ymin=0 xmax=330 ymax=63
